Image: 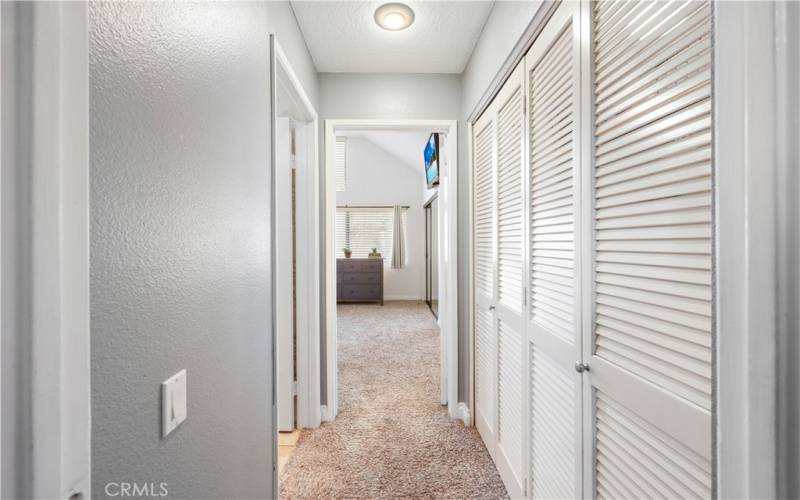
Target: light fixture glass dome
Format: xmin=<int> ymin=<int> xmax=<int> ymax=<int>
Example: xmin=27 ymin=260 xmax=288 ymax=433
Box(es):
xmin=374 ymin=3 xmax=415 ymax=31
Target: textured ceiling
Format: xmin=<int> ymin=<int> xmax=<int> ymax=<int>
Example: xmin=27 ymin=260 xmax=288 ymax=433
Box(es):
xmin=290 ymin=1 xmax=495 ymax=73
xmin=341 ymin=130 xmax=431 ymax=174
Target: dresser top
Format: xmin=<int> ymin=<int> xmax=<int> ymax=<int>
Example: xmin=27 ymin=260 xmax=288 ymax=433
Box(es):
xmin=337 ymin=257 xmax=384 ymax=262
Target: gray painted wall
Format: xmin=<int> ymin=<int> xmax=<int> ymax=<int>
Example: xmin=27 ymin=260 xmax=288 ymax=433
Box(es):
xmin=456 ymin=1 xmax=543 ymax=403
xmin=90 ymin=2 xmax=317 ymax=498
xmin=460 ymin=1 xmax=543 ymax=119
xmin=319 ymin=73 xmax=461 ymax=120
xmin=1 ymin=4 xmax=30 ymax=498
xmin=268 ymin=1 xmax=319 ymax=108
xmin=777 ymin=2 xmax=800 ymax=496
xmin=318 ymin=72 xmax=461 ymax=403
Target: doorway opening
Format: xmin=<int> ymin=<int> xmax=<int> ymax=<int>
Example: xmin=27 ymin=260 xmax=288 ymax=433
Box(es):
xmin=424 ymin=193 xmax=439 ymax=319
xmin=270 ymin=36 xmax=320 ymax=486
xmin=322 ymin=120 xmax=459 ymax=422
xmin=278 ymin=119 xmax=497 ymax=498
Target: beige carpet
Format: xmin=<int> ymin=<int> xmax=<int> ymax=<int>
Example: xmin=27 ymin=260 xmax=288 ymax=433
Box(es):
xmin=279 ymin=301 xmax=508 ymax=499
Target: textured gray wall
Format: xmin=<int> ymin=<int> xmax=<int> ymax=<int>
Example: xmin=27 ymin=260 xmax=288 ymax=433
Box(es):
xmin=90 ymin=3 xmax=275 ymax=498
xmin=317 ymin=72 xmax=462 ymax=404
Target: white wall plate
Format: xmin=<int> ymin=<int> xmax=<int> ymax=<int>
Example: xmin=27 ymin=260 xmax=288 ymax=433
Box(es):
xmin=162 ymin=369 xmax=187 ymax=437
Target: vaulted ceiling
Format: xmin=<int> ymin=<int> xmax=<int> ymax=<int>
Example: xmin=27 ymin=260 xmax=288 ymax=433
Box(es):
xmin=289 ymin=1 xmax=495 ymax=73
xmin=340 ymin=130 xmax=430 ymax=175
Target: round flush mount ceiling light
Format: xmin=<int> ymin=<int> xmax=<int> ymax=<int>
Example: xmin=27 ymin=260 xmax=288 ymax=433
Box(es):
xmin=374 ymin=3 xmax=415 ymax=31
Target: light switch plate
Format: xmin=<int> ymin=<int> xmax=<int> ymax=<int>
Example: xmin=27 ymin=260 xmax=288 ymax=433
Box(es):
xmin=162 ymin=369 xmax=187 ymax=437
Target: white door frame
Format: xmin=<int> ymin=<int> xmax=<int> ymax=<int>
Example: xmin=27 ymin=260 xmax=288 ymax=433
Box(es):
xmin=1 ymin=3 xmax=90 ymax=498
xmin=323 ymin=119 xmax=459 ymax=421
xmin=275 ymin=116 xmax=294 ymax=431
xmin=270 ymin=35 xmax=321 ymax=432
xmin=293 ymin=116 xmax=321 ymax=429
xmin=466 ymin=121 xmax=476 ymax=427
xmin=713 ymin=2 xmax=791 ymax=497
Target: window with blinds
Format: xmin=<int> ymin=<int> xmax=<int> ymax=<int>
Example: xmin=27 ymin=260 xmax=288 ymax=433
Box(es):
xmin=335 ymin=207 xmax=407 ymax=262
xmin=335 ymin=137 xmax=346 ymax=192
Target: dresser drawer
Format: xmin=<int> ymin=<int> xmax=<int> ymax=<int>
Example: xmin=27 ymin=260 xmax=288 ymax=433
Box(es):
xmin=339 ymin=259 xmax=382 ymax=273
xmin=340 ymin=284 xmax=381 ymax=301
xmin=360 ymin=259 xmax=382 ymax=272
xmin=340 ymin=272 xmax=380 ymax=285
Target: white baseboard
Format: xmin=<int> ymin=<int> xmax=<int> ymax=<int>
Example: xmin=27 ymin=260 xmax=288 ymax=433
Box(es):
xmin=320 ymin=404 xmax=332 ymax=422
xmin=383 ymin=295 xmax=424 ymax=301
xmin=458 ymin=402 xmax=472 ymax=426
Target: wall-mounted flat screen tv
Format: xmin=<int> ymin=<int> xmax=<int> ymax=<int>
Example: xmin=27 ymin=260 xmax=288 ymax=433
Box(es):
xmin=424 ymin=133 xmax=440 ymax=188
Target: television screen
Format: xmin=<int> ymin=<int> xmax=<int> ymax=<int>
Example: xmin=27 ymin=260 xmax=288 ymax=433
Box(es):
xmin=424 ymin=133 xmax=439 ymax=188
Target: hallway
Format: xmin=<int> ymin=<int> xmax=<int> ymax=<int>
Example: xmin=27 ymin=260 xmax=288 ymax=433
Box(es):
xmin=280 ymin=302 xmax=507 ymax=499
xmin=5 ymin=2 xmax=800 ymax=498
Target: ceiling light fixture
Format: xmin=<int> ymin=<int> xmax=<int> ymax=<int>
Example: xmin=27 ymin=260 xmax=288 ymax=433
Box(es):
xmin=374 ymin=3 xmax=415 ymax=31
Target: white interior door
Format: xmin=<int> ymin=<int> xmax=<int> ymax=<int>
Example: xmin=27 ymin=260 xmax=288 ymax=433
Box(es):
xmin=473 ymin=109 xmax=498 ymax=455
xmin=276 ymin=117 xmax=295 ymax=432
xmin=473 ymin=61 xmax=526 ymax=499
xmin=586 ymin=1 xmax=713 ymax=497
xmin=524 ymin=1 xmax=583 ymax=498
xmin=493 ymin=62 xmax=527 ymax=498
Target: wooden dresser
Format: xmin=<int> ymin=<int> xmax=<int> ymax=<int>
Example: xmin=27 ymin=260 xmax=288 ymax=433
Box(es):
xmin=337 ymin=258 xmax=384 ymax=305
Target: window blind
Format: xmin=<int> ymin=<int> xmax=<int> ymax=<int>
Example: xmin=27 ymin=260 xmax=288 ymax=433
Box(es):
xmin=335 ymin=137 xmax=346 ymax=192
xmin=335 ymin=207 xmax=407 ymax=262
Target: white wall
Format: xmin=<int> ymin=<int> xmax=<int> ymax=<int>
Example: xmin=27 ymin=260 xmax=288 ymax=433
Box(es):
xmin=337 ymin=137 xmax=426 ymax=300
xmin=456 ymin=1 xmax=544 ymax=402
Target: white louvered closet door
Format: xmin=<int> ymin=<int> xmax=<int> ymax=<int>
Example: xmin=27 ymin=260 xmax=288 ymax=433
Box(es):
xmin=524 ymin=1 xmax=583 ymax=498
xmin=492 ymin=61 xmax=526 ymax=498
xmin=473 ymin=105 xmax=498 ymax=459
xmin=587 ymin=1 xmax=713 ymax=498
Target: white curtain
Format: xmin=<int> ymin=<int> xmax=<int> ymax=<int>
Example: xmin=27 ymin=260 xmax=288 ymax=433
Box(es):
xmin=391 ymin=205 xmax=405 ymax=269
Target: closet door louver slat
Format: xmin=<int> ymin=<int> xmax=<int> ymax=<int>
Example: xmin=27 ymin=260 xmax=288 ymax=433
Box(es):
xmin=595 ymin=392 xmax=712 ymax=499
xmin=590 ymin=1 xmax=713 ymax=498
xmin=497 ymin=86 xmax=525 ymax=315
xmin=525 ymin=2 xmax=582 ymax=498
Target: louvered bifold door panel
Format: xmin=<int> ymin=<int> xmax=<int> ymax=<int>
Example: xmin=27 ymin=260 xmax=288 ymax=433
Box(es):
xmin=473 ymin=108 xmax=498 ymax=456
xmin=493 ymin=61 xmax=526 ymax=499
xmin=589 ymin=1 xmax=713 ymax=498
xmin=595 ymin=391 xmax=711 ymax=499
xmin=525 ymin=1 xmax=583 ymax=498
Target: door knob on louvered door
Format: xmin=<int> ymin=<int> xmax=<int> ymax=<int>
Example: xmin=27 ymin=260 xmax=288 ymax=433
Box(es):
xmin=574 ymin=363 xmax=589 ymax=373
